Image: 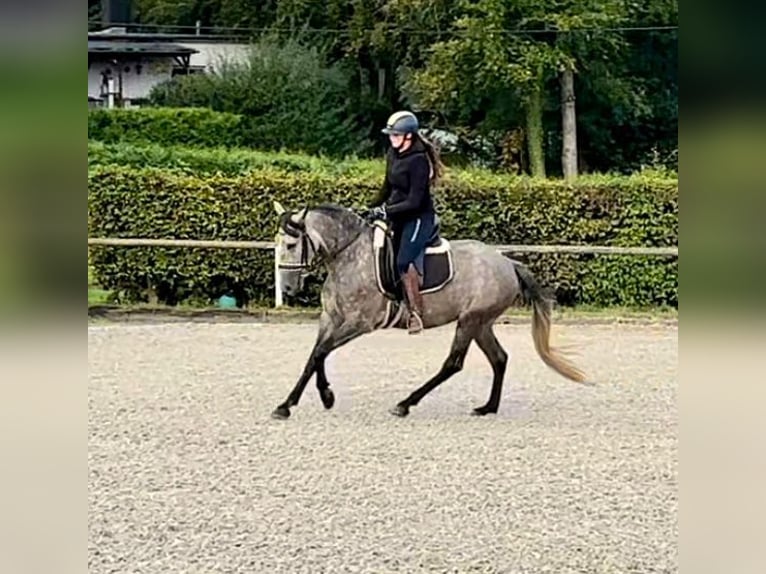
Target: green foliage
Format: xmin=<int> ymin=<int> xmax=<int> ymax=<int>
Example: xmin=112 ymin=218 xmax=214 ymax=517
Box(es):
xmin=559 ymin=2 xmax=678 ymax=174
xmin=88 ymin=164 xmax=677 ymax=309
xmin=88 ymin=141 xmax=383 ymax=177
xmin=404 ymin=0 xmax=632 ymax=177
xmin=148 ymin=35 xmax=372 ymax=157
xmin=118 ymin=0 xmax=678 ymax=175
xmin=134 ymin=0 xmax=279 ymax=29
xmin=88 ymin=107 xmax=245 ymax=148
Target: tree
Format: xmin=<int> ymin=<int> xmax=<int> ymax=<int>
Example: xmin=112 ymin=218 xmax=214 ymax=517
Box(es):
xmin=149 ymin=35 xmax=371 ymax=156
xmin=123 ymin=0 xmax=677 ymax=174
xmin=564 ymin=0 xmax=677 ymax=173
xmin=541 ymin=1 xmax=629 ymax=178
xmin=405 ymin=0 xmax=629 ymax=177
xmin=130 ymin=0 xmax=277 ymax=30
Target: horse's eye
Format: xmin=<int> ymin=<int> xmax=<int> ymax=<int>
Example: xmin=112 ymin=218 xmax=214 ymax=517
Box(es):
xmin=286 ymin=243 xmax=296 ymax=251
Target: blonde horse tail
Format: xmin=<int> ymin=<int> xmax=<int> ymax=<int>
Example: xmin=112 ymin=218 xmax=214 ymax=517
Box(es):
xmin=511 ymin=260 xmax=590 ymax=384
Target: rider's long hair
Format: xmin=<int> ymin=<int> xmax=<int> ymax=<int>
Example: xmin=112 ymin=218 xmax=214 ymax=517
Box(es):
xmin=416 ymin=132 xmax=445 ymax=186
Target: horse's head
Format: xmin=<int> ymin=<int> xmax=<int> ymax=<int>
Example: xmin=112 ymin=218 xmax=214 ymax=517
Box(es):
xmin=273 ymin=201 xmax=316 ymax=296
xmin=274 ymin=200 xmax=370 ymax=297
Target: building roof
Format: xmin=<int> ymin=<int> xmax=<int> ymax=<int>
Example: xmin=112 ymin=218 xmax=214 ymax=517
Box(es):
xmin=88 ymin=39 xmax=198 ymax=57
xmin=88 ymin=29 xmax=250 ymax=44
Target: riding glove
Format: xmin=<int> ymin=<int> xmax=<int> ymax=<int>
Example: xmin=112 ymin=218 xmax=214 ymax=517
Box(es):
xmin=367 ymin=205 xmax=387 ymax=220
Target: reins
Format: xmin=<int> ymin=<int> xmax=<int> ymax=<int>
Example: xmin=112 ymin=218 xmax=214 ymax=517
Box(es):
xmin=277 ymin=211 xmax=369 ymax=273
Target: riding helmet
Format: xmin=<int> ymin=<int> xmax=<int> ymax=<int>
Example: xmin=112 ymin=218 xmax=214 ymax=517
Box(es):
xmin=381 ymin=111 xmax=419 ymax=135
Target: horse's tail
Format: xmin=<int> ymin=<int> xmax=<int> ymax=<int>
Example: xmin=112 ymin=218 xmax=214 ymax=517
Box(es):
xmin=509 ymin=258 xmax=589 ymax=384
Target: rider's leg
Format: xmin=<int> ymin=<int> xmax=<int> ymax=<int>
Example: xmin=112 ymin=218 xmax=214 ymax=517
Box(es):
xmin=396 ymin=218 xmax=426 ymax=334
xmin=401 ymin=263 xmax=424 ymax=334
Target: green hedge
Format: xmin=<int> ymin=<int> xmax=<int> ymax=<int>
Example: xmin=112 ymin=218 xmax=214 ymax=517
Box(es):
xmin=88 ymin=165 xmax=677 ymax=308
xmin=88 ymin=141 xmax=382 ymax=177
xmin=88 ymin=107 xmax=245 ymax=148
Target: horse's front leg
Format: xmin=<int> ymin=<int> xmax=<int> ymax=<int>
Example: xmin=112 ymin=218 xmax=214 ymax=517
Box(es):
xmin=271 ymin=312 xmax=365 ymax=420
xmin=314 ymin=297 xmax=390 ymax=410
xmin=315 ymin=358 xmax=335 ymax=410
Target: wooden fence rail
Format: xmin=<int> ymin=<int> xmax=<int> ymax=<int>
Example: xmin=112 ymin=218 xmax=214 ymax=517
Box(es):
xmin=87 ymin=238 xmax=276 ymax=249
xmin=87 ymin=237 xmax=678 ymax=307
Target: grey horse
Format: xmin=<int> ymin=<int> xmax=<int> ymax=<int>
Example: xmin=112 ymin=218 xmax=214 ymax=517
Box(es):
xmin=271 ymin=201 xmax=589 ymax=420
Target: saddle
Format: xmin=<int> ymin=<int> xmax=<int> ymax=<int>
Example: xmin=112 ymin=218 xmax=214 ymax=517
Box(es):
xmin=372 ymin=217 xmax=455 ymax=302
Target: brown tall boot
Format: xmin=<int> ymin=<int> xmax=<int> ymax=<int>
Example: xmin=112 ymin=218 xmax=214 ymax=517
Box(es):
xmin=401 ymin=265 xmax=424 ymax=334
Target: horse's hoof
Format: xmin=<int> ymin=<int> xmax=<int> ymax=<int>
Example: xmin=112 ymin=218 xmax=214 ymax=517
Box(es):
xmin=471 ymin=406 xmax=497 ymax=416
xmin=319 ymin=388 xmax=335 ymax=410
xmin=271 ymin=405 xmax=291 ymax=420
xmin=389 ymin=404 xmax=410 ymax=418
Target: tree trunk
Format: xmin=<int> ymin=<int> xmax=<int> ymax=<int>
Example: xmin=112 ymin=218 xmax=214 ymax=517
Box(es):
xmin=525 ymin=76 xmax=546 ymax=178
xmin=378 ymin=66 xmax=386 ymax=100
xmin=560 ymin=66 xmax=578 ymax=179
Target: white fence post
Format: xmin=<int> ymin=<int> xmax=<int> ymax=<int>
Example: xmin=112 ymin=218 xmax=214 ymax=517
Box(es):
xmin=273 ymin=247 xmax=283 ymax=308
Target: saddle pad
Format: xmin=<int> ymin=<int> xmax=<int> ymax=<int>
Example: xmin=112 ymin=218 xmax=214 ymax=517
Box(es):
xmin=372 ymin=223 xmax=455 ymax=298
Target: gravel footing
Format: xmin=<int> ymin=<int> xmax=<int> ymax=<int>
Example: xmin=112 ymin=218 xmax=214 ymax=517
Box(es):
xmin=89 ymin=322 xmax=677 ymax=573
xmin=88 ymin=304 xmax=677 ymax=327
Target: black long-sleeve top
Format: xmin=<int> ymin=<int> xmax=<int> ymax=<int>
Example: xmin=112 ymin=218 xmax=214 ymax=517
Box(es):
xmin=369 ymin=138 xmax=434 ymax=223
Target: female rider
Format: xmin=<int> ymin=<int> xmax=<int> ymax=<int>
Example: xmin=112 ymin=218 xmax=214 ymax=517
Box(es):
xmin=367 ymin=111 xmax=443 ymax=334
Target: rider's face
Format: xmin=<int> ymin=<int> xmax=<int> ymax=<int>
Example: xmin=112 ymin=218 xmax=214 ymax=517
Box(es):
xmin=389 ymin=133 xmax=413 ymax=150
xmin=388 ymin=133 xmax=405 ymax=148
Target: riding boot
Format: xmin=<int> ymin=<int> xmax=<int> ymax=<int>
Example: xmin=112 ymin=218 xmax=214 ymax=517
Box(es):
xmin=401 ymin=265 xmax=424 ymax=334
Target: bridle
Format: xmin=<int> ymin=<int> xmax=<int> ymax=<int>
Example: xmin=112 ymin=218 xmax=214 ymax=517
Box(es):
xmin=277 ymin=211 xmax=368 ymax=273
xmin=277 ymin=216 xmax=316 ymax=272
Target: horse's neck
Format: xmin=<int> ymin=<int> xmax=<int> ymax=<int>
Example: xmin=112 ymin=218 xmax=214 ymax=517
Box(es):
xmin=321 ymin=224 xmax=371 ymax=270
xmin=320 ymin=224 xmax=376 ymax=307
xmin=309 ymin=213 xmax=368 ymax=256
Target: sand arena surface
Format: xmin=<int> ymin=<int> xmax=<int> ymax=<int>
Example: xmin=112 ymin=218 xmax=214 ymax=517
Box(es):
xmin=89 ymin=321 xmax=677 ymax=573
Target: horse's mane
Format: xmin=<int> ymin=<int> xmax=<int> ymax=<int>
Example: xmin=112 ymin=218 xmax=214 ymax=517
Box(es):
xmin=311 ymin=203 xmax=367 ymax=228
xmin=312 ymin=203 xmax=354 ymax=216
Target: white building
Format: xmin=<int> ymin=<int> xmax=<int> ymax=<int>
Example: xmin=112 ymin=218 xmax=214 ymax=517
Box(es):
xmin=88 ymin=35 xmax=198 ymax=107
xmin=88 ymin=29 xmax=251 ymax=107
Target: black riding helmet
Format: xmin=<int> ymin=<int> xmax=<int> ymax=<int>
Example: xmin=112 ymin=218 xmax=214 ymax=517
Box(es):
xmin=381 ymin=111 xmax=419 ymax=135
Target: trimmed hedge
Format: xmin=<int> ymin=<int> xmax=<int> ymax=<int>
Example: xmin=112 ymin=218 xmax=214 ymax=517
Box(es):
xmin=88 ymin=141 xmax=382 ymax=177
xmin=88 ymin=107 xmax=245 ymax=148
xmin=88 ymin=165 xmax=677 ymax=308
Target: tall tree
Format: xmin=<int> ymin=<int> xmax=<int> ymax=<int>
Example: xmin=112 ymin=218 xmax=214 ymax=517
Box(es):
xmin=405 ymin=0 xmax=628 ymax=177
xmin=123 ymin=0 xmax=677 ymax=173
xmin=567 ymin=0 xmax=677 ymax=173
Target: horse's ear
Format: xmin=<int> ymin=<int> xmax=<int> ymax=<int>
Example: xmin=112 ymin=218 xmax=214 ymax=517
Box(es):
xmin=298 ymin=206 xmax=309 ymax=221
xmin=273 ymin=200 xmax=286 ymax=215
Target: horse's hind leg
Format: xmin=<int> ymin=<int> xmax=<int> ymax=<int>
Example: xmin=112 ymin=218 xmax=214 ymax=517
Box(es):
xmin=390 ymin=318 xmax=477 ymax=417
xmin=471 ymin=324 xmax=508 ymax=416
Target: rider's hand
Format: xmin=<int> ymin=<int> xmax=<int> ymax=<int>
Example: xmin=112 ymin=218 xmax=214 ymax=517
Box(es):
xmin=367 ymin=205 xmax=387 ymax=220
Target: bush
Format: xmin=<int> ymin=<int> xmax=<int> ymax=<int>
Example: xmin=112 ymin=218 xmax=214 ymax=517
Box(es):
xmin=88 ymin=164 xmax=677 ymax=309
xmin=148 ymin=36 xmax=372 ymax=157
xmin=88 ymin=107 xmax=245 ymax=148
xmin=87 ymin=141 xmax=383 ymax=177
